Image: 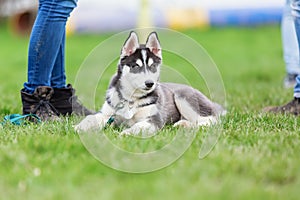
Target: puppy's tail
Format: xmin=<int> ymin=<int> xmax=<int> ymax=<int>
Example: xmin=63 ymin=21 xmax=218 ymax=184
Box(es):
xmin=213 ymin=103 xmax=227 ymax=117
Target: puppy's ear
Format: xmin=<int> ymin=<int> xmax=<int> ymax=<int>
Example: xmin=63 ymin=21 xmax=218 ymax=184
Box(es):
xmin=146 ymin=32 xmax=161 ymax=58
xmin=121 ymin=31 xmax=139 ymax=58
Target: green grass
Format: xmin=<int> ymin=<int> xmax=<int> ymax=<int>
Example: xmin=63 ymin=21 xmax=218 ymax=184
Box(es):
xmin=1 ymin=23 xmax=300 ymax=200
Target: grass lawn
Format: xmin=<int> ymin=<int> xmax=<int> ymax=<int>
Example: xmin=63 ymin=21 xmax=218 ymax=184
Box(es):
xmin=1 ymin=22 xmax=300 ymax=200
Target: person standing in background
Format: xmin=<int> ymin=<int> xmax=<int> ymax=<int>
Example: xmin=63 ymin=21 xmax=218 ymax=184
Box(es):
xmin=266 ymin=0 xmax=300 ymax=114
xmin=20 ymin=0 xmax=93 ymax=121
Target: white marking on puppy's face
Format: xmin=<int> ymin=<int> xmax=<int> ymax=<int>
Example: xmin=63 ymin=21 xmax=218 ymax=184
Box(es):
xmin=136 ymin=59 xmax=143 ymax=67
xmin=148 ymin=58 xmax=154 ymax=67
xmin=122 ymin=65 xmax=130 ymax=75
xmin=141 ymin=50 xmax=147 ymax=65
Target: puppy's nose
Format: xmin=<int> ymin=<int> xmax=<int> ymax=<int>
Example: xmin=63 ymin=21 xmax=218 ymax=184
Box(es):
xmin=145 ymin=80 xmax=154 ymax=88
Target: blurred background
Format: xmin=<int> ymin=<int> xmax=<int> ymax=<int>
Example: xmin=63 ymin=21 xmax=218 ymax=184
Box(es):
xmin=0 ymin=0 xmax=284 ymax=36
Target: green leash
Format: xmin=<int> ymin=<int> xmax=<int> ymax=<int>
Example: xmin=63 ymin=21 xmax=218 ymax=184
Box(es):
xmin=103 ymin=116 xmax=115 ymax=130
xmin=2 ymin=114 xmax=41 ymax=126
xmin=103 ymin=101 xmax=125 ymax=129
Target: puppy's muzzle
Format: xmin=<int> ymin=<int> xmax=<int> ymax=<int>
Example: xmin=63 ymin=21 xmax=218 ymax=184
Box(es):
xmin=145 ymin=80 xmax=154 ymax=89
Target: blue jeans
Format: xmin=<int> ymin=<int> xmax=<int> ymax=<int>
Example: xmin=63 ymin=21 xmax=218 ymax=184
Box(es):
xmin=282 ymin=0 xmax=300 ymax=75
xmin=291 ymin=0 xmax=300 ymax=97
xmin=23 ymin=0 xmax=77 ymax=94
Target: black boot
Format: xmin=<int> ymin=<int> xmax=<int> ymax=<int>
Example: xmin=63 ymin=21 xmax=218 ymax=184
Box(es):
xmin=21 ymin=86 xmax=60 ymax=121
xmin=264 ymin=98 xmax=300 ymax=116
xmin=51 ymin=84 xmax=94 ymax=116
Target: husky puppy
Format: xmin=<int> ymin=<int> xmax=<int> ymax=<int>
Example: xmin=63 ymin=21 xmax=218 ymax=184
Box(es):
xmin=75 ymin=32 xmax=225 ymax=135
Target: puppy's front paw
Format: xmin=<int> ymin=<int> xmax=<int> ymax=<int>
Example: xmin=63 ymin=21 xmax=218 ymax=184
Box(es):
xmin=173 ymin=120 xmax=192 ymax=128
xmin=120 ymin=122 xmax=157 ymax=137
xmin=120 ymin=127 xmax=139 ymax=136
xmin=74 ymin=115 xmax=102 ymax=132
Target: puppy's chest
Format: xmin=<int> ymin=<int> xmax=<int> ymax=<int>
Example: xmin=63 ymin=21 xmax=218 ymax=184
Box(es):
xmin=113 ymin=98 xmax=158 ymax=126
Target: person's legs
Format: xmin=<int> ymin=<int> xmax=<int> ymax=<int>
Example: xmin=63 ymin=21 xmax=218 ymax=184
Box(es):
xmin=282 ymin=0 xmax=300 ymax=87
xmin=23 ymin=0 xmax=77 ymax=94
xmin=264 ymin=0 xmax=300 ymax=115
xmin=51 ymin=33 xmax=66 ymax=88
xmin=21 ymin=0 xmax=93 ymax=119
xmin=294 ymin=75 xmax=300 ymax=97
xmin=282 ymin=0 xmax=300 ymax=75
xmin=292 ymin=0 xmax=300 ymax=97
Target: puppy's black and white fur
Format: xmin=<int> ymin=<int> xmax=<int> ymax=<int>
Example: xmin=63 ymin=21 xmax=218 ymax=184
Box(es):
xmin=75 ymin=32 xmax=225 ymax=135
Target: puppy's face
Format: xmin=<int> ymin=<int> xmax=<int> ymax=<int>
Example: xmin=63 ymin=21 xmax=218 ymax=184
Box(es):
xmin=119 ymin=32 xmax=162 ymax=97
